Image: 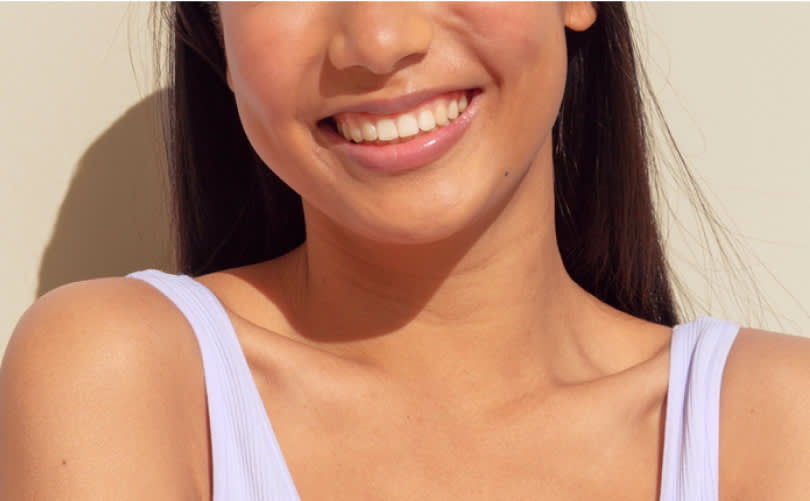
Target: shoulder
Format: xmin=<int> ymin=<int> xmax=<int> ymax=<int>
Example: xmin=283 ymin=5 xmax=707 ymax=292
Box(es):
xmin=3 ymin=276 xmax=202 ymax=387
xmin=719 ymin=327 xmax=810 ymax=501
xmin=0 ymin=277 xmax=209 ymax=499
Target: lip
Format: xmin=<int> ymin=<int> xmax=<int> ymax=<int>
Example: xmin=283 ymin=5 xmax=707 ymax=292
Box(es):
xmin=320 ymin=87 xmax=473 ymax=117
xmin=320 ymin=90 xmax=481 ymax=174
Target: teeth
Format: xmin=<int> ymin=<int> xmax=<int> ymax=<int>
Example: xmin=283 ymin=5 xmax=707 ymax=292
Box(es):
xmin=377 ymin=118 xmax=398 ymax=141
xmin=361 ymin=121 xmax=377 ymax=141
xmin=417 ymin=109 xmax=436 ymax=132
xmin=447 ymin=99 xmax=458 ymax=120
xmin=349 ymin=125 xmax=363 ymax=143
xmin=396 ymin=113 xmax=419 ymax=138
xmin=434 ymin=101 xmax=448 ymax=126
xmin=335 ymin=93 xmax=471 ymax=143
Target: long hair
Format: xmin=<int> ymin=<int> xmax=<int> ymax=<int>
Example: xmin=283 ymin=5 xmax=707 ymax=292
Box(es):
xmin=155 ymin=3 xmax=679 ymax=326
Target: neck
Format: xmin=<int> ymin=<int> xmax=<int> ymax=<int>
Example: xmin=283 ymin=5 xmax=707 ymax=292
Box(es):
xmin=275 ymin=146 xmax=598 ymax=402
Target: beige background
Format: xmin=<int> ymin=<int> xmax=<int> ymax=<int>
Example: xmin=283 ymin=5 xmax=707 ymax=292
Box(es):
xmin=1 ymin=3 xmax=808 ymax=358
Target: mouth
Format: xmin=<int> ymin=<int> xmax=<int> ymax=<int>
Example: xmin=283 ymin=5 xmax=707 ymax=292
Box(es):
xmin=319 ymin=89 xmax=480 ymax=145
xmin=317 ymin=89 xmax=482 ymax=174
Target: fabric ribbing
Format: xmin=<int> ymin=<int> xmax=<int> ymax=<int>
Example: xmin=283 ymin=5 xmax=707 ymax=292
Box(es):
xmin=129 ymin=270 xmax=301 ymax=501
xmin=659 ymin=317 xmax=740 ymax=501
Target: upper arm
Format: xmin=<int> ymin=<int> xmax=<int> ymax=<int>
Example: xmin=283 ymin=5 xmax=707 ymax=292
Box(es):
xmin=720 ymin=328 xmax=810 ymax=501
xmin=0 ymin=278 xmax=209 ymax=500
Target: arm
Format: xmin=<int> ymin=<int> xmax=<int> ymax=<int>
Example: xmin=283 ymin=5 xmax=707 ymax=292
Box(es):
xmin=0 ymin=278 xmax=209 ymax=500
xmin=720 ymin=328 xmax=810 ymax=501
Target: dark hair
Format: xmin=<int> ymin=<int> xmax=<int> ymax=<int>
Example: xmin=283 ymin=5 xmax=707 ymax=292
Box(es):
xmin=156 ymin=3 xmax=679 ymax=326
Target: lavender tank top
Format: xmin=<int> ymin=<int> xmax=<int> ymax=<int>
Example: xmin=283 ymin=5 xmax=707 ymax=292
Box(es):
xmin=129 ymin=269 xmax=739 ymax=501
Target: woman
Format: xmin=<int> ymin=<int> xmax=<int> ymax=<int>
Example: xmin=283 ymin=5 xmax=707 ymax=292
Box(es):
xmin=1 ymin=3 xmax=808 ymax=499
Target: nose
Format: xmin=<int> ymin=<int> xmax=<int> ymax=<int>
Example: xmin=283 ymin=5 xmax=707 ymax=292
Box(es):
xmin=328 ymin=3 xmax=433 ymax=75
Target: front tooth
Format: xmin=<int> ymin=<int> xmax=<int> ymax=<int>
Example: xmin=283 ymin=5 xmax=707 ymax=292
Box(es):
xmin=396 ymin=113 xmax=419 ymax=138
xmin=458 ymin=94 xmax=468 ymax=112
xmin=361 ymin=121 xmax=377 ymax=141
xmin=417 ymin=109 xmax=436 ymax=131
xmin=434 ymin=102 xmax=449 ymax=126
xmin=377 ymin=118 xmax=398 ymax=141
xmin=350 ymin=124 xmax=363 ymax=142
xmin=447 ymin=99 xmax=459 ymax=120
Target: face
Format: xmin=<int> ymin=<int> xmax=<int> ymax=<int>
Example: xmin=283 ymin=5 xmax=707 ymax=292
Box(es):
xmin=218 ymin=2 xmax=596 ymax=245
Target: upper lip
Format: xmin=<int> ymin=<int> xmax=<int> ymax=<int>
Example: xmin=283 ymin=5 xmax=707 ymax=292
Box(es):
xmin=320 ymin=86 xmax=474 ymax=119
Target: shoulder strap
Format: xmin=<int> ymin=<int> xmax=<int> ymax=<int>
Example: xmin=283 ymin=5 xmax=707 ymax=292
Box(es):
xmin=128 ymin=269 xmax=301 ymax=501
xmin=659 ymin=317 xmax=740 ymax=501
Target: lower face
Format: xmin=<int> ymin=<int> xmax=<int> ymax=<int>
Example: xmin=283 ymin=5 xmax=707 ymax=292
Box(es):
xmin=219 ymin=3 xmax=572 ymax=246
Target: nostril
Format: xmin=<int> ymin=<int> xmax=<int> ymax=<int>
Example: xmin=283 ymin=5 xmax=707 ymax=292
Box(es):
xmin=326 ymin=6 xmax=433 ymax=76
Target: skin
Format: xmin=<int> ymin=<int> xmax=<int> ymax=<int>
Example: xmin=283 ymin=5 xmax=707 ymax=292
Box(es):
xmin=1 ymin=3 xmax=809 ymax=499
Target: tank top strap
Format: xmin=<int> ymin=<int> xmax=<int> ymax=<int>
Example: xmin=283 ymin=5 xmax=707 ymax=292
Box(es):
xmin=128 ymin=269 xmax=301 ymax=501
xmin=659 ymin=317 xmax=740 ymax=501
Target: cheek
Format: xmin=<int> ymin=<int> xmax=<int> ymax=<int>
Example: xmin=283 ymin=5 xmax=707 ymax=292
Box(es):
xmin=452 ymin=3 xmax=569 ymax=108
xmin=456 ymin=4 xmax=569 ymax=155
xmin=451 ymin=3 xmax=567 ymax=62
xmin=222 ymin=8 xmax=333 ymax=192
xmin=222 ymin=5 xmax=327 ymax=142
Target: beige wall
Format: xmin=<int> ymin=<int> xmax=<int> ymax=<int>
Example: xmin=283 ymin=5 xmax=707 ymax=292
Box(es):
xmin=1 ymin=3 xmax=808 ymax=358
xmin=1 ymin=3 xmax=173 ymax=357
xmin=634 ymin=3 xmax=809 ymax=334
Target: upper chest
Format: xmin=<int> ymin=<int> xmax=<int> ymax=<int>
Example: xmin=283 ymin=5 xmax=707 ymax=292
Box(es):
xmin=179 ymin=275 xmax=798 ymax=501
xmin=238 ymin=336 xmax=669 ymax=501
xmin=280 ymin=412 xmax=665 ymax=501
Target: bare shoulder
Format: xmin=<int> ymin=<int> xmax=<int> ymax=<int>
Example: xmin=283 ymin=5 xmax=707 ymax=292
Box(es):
xmin=0 ymin=277 xmax=209 ymax=500
xmin=720 ymin=327 xmax=810 ymax=501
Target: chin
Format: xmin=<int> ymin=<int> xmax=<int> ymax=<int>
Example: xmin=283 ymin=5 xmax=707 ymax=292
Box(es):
xmin=335 ymin=190 xmax=503 ymax=248
xmin=362 ymin=219 xmax=468 ymax=247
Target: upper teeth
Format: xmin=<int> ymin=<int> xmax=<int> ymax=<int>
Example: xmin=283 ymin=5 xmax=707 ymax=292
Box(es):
xmin=335 ymin=93 xmax=469 ymax=144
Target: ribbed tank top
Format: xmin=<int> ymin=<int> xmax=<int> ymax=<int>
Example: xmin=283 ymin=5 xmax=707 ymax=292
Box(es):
xmin=129 ymin=269 xmax=740 ymax=501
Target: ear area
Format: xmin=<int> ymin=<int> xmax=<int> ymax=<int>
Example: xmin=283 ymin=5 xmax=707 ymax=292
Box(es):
xmin=564 ymin=2 xmax=597 ymax=32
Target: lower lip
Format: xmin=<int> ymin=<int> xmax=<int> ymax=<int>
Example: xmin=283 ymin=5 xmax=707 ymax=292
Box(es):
xmin=323 ymin=92 xmax=480 ymax=174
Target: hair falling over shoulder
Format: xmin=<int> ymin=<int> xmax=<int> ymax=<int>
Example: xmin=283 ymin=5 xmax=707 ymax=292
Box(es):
xmin=153 ymin=3 xmax=682 ymax=326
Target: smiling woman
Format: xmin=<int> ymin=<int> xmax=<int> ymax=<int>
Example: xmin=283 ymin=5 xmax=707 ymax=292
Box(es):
xmin=1 ymin=3 xmax=809 ymax=501
xmin=168 ymin=3 xmax=677 ymax=324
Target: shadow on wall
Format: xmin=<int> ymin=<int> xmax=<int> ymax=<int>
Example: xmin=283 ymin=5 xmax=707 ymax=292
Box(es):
xmin=37 ymin=89 xmax=175 ymax=297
